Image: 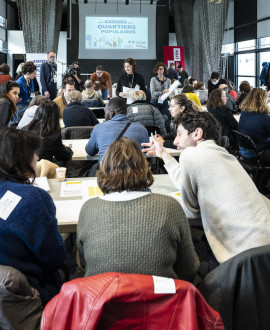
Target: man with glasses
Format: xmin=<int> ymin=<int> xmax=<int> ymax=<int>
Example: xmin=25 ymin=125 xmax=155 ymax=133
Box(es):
xmin=90 ymin=65 xmax=112 ymax=100
xmin=40 ymin=51 xmax=58 ymax=100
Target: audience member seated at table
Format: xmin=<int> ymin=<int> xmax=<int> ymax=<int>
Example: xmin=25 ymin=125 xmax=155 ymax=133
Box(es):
xmin=207 ymin=89 xmax=238 ymax=142
xmin=142 ymin=111 xmax=270 ymax=277
xmin=54 ymin=79 xmax=75 ymax=118
xmin=219 ymin=84 xmax=237 ymax=113
xmin=188 ymin=77 xmax=197 ymax=87
xmin=0 ymin=80 xmax=19 ymax=129
xmin=25 ymin=100 xmax=73 ymax=162
xmin=116 ymin=58 xmax=146 ymax=98
xmin=63 ymin=90 xmax=99 ymax=128
xmin=164 ymin=94 xmax=201 ymax=149
xmin=0 ymin=63 xmax=11 ymax=85
xmin=85 ymin=97 xmax=149 ymax=162
xmin=207 ymin=72 xmax=227 ymax=97
xmin=236 ymin=81 xmax=251 ymax=111
xmin=195 ymin=82 xmax=208 ymax=105
xmin=78 ymin=137 xmax=199 ymax=280
xmin=17 ymin=95 xmax=47 ymax=129
xmin=0 ymin=128 xmax=66 ymax=305
xmin=182 ymin=85 xmax=201 ymax=107
xmin=81 ymin=80 xmax=105 ymax=107
xmin=127 ymin=90 xmax=167 ymax=135
xmin=239 ymin=87 xmax=270 ymax=165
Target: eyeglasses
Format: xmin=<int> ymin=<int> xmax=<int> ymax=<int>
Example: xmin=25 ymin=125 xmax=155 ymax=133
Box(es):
xmin=96 ymin=71 xmax=103 ymax=74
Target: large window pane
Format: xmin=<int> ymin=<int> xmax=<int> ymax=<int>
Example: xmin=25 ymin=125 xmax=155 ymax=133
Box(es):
xmin=237 ymin=77 xmax=256 ymax=89
xmin=259 ymin=51 xmax=270 ymax=68
xmin=221 ymin=43 xmax=234 ymax=55
xmin=238 ymin=40 xmax=255 ymax=51
xmin=260 ymin=37 xmax=270 ymax=49
xmin=238 ymin=53 xmax=255 ymax=76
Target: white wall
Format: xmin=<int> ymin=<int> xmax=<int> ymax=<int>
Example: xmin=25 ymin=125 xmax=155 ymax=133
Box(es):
xmin=7 ymin=31 xmax=67 ymax=88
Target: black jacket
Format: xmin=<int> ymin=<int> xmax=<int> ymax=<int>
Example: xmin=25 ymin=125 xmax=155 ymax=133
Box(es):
xmin=0 ymin=97 xmax=13 ymax=129
xmin=199 ymin=245 xmax=270 ymax=330
xmin=207 ymin=78 xmax=227 ymax=97
xmin=207 ymin=105 xmax=238 ymax=137
xmin=116 ymin=72 xmax=146 ymax=96
xmin=33 ymin=131 xmax=73 ymax=162
xmin=63 ymin=102 xmax=99 ymax=128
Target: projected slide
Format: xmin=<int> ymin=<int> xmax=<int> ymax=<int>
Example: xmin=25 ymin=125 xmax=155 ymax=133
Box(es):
xmin=85 ymin=17 xmax=148 ymax=50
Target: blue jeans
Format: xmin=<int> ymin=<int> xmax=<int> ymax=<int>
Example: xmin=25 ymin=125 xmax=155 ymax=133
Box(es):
xmin=101 ymin=89 xmax=109 ymax=100
xmin=10 ymin=103 xmax=28 ymax=125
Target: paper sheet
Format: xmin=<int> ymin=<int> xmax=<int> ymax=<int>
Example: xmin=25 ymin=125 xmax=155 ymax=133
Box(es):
xmin=81 ymin=180 xmax=103 ymax=198
xmin=60 ymin=181 xmax=83 ymax=197
xmin=54 ymin=200 xmax=85 ymax=224
xmin=160 ymin=80 xmax=180 ymax=101
xmin=123 ymin=86 xmax=136 ymax=104
xmin=34 ymin=177 xmax=51 ymax=192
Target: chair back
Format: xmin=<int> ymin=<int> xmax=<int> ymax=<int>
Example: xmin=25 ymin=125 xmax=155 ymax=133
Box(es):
xmin=0 ymin=266 xmax=43 ymax=329
xmin=42 ymin=273 xmax=224 ymax=330
xmin=232 ymin=130 xmax=261 ymax=160
xmin=61 ymin=126 xmax=94 ymax=140
xmin=199 ymin=245 xmax=270 ymax=330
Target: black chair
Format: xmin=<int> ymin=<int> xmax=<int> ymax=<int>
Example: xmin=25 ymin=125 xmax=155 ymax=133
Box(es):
xmin=61 ymin=126 xmax=94 ymax=140
xmin=232 ymin=130 xmax=270 ymax=191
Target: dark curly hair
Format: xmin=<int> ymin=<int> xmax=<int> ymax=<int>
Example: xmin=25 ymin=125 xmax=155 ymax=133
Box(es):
xmin=174 ymin=111 xmax=222 ymax=145
xmin=0 ymin=128 xmax=40 ymax=184
xmin=97 ymin=137 xmax=153 ymax=194
xmin=153 ymin=62 xmax=168 ymax=75
xmin=182 ymin=85 xmax=195 ymax=93
xmin=21 ymin=61 xmax=36 ymax=75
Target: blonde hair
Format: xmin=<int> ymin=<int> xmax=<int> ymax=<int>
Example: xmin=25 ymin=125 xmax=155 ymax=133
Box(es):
xmin=131 ymin=90 xmax=146 ymax=101
xmin=240 ymin=87 xmax=269 ymax=114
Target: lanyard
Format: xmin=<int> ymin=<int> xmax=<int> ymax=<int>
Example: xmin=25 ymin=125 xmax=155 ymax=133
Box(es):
xmin=127 ymin=74 xmax=134 ymax=88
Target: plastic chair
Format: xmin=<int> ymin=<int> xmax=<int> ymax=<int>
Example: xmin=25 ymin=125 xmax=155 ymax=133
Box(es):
xmin=61 ymin=126 xmax=94 ymax=140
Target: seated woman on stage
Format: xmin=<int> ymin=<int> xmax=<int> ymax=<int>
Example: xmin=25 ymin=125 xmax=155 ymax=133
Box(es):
xmin=77 ymin=137 xmax=199 ymax=281
xmin=25 ymin=100 xmax=73 ymax=162
xmin=0 ymin=128 xmax=66 ymax=305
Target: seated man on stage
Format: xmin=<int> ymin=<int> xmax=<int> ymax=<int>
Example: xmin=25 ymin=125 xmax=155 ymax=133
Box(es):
xmin=85 ymin=97 xmax=149 ymax=162
xmin=142 ymin=111 xmax=270 ymax=276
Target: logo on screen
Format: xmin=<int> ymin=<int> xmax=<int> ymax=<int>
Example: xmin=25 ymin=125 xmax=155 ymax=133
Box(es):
xmin=173 ymin=48 xmax=181 ymax=61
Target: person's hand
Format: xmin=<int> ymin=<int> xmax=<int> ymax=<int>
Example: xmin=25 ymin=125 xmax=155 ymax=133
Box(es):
xmin=141 ymin=135 xmax=165 ymax=158
xmin=16 ymin=98 xmax=22 ymax=104
xmin=163 ymin=89 xmax=169 ymax=93
xmin=119 ymin=92 xmax=126 ymax=97
xmin=45 ymin=91 xmax=50 ymax=98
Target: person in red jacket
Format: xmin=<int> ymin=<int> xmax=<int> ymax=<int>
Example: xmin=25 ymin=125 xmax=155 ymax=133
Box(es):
xmin=0 ymin=63 xmax=11 ymax=85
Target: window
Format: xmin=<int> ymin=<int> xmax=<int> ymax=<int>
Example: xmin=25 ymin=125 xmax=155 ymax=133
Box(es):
xmin=222 ymin=43 xmax=234 ymax=55
xmin=260 ymin=37 xmax=270 ymax=49
xmin=237 ymin=40 xmax=256 ymax=51
xmin=238 ymin=53 xmax=255 ymax=76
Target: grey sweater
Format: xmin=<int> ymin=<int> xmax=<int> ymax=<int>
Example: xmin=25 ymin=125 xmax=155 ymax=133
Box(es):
xmin=77 ymin=193 xmax=199 ymax=281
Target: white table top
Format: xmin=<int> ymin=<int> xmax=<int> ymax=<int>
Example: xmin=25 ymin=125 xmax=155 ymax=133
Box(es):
xmin=63 ymin=139 xmax=180 ymax=161
xmin=49 ymin=174 xmax=179 ymax=232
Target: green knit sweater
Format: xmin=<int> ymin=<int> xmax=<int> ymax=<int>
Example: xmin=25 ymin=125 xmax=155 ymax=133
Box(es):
xmin=77 ymin=193 xmax=199 ymax=281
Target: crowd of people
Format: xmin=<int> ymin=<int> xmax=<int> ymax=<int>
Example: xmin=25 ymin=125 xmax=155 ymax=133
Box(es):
xmin=0 ymin=54 xmax=270 ymax=327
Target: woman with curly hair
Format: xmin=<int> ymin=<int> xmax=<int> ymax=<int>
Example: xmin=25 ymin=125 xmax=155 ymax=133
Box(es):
xmin=0 ymin=80 xmax=19 ymax=128
xmin=239 ymin=87 xmax=270 ymax=164
xmin=207 ymin=89 xmax=238 ymax=141
xmin=77 ymin=137 xmax=199 ymax=281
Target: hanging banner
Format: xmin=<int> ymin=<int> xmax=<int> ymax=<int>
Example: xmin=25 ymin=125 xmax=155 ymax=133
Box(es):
xmin=26 ymin=53 xmax=47 ymax=87
xmin=163 ymin=46 xmax=185 ymax=71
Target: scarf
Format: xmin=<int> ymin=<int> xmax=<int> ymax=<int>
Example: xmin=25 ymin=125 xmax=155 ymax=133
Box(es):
xmin=46 ymin=60 xmax=57 ymax=82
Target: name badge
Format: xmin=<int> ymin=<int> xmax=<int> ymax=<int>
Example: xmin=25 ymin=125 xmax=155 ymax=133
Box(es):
xmin=158 ymin=97 xmax=163 ymax=104
xmin=0 ymin=191 xmax=22 ymax=221
xmin=135 ymin=84 xmax=140 ymax=91
xmin=132 ymin=107 xmax=138 ymax=114
xmin=53 ymin=77 xmax=57 ymax=84
xmin=30 ymin=93 xmax=35 ymax=98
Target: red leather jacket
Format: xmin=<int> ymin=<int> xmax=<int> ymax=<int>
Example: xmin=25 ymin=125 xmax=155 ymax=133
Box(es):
xmin=42 ymin=272 xmax=224 ymax=330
